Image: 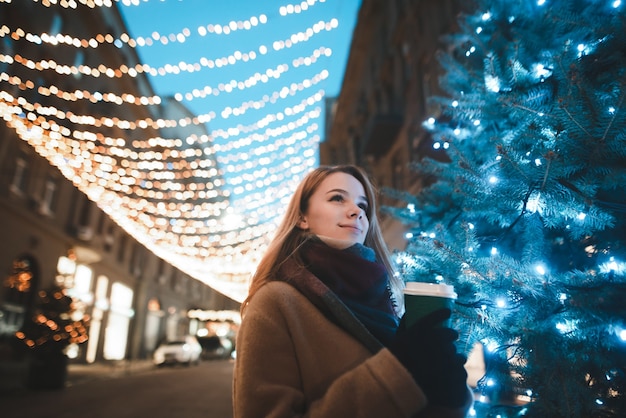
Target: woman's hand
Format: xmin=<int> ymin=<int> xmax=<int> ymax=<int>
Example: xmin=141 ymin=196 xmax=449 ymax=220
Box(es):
xmin=390 ymin=308 xmax=468 ymax=408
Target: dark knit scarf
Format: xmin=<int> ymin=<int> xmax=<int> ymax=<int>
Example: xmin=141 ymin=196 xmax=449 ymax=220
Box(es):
xmin=279 ymin=238 xmax=399 ymax=349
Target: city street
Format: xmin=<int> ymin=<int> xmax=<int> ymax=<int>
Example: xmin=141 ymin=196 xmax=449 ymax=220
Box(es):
xmin=2 ymin=359 xmax=234 ymax=418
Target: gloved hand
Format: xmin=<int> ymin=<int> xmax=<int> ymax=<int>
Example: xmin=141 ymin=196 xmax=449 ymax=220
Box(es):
xmin=390 ymin=308 xmax=468 ymax=408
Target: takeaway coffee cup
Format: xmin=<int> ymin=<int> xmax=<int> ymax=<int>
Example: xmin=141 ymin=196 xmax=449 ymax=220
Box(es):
xmin=403 ymin=282 xmax=457 ymax=328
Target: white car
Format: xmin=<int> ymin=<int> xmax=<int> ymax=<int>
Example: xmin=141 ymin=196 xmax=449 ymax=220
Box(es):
xmin=153 ymin=335 xmax=202 ymax=366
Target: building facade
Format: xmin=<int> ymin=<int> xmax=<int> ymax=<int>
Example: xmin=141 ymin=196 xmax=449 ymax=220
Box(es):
xmin=0 ymin=1 xmax=239 ymax=370
xmin=322 ymin=0 xmax=468 ymax=250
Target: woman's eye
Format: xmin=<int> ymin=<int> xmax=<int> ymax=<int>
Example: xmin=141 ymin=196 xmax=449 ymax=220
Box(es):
xmin=358 ymin=203 xmax=368 ymax=211
xmin=329 ymin=194 xmax=344 ymax=202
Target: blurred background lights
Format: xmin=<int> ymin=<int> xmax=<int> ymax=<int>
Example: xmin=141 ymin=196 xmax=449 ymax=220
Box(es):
xmin=0 ymin=0 xmax=359 ymax=303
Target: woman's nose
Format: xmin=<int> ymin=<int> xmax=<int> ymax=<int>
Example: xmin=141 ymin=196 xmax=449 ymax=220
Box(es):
xmin=349 ymin=205 xmax=363 ymax=218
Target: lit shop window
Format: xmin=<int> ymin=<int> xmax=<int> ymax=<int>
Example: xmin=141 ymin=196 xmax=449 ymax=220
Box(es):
xmin=103 ymin=282 xmax=134 ymax=360
xmin=86 ymin=275 xmax=109 ymax=363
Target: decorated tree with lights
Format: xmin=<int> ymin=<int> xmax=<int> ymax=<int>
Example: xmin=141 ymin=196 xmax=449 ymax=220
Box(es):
xmin=389 ymin=0 xmax=626 ymax=416
xmin=15 ymin=283 xmax=89 ymax=389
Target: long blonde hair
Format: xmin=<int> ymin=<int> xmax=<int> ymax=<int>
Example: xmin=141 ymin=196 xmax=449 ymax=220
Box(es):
xmin=242 ymin=165 xmax=402 ymax=312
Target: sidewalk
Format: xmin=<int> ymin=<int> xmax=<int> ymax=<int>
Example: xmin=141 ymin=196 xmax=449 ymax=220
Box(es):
xmin=67 ymin=359 xmax=155 ymax=386
xmin=0 ymin=358 xmax=155 ymax=394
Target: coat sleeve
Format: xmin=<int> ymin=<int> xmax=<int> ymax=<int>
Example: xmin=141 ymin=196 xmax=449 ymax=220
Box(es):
xmin=232 ymin=282 xmax=472 ymax=418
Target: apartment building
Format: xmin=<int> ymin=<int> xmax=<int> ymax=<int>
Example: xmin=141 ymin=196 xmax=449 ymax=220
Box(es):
xmin=0 ymin=1 xmax=238 ymax=368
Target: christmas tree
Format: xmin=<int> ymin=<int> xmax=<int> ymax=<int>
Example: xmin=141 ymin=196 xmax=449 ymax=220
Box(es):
xmin=15 ymin=282 xmax=89 ymax=389
xmin=15 ymin=284 xmax=89 ymax=354
xmin=389 ymin=0 xmax=626 ymax=416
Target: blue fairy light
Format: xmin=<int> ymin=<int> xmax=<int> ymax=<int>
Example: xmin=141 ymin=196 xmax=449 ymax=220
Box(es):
xmin=535 ymin=263 xmax=546 ymax=275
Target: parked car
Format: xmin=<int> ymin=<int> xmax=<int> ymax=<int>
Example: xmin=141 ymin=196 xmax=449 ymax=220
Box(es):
xmin=153 ymin=336 xmax=202 ymax=366
xmin=197 ymin=335 xmax=234 ymax=360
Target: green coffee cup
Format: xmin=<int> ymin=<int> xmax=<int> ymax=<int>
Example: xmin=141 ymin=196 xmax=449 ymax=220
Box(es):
xmin=403 ymin=282 xmax=457 ymax=328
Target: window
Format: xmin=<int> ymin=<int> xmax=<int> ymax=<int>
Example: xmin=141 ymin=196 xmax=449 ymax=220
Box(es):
xmin=103 ymin=282 xmax=134 ymax=360
xmin=156 ymin=258 xmax=167 ymax=284
xmin=39 ymin=177 xmax=58 ymax=215
xmin=104 ymin=225 xmax=115 ymax=252
xmin=10 ymin=157 xmax=28 ymax=195
xmin=3 ymin=256 xmax=36 ymax=306
xmin=1 ymin=256 xmax=38 ymax=337
xmin=130 ymin=243 xmax=144 ymax=277
xmin=117 ymin=234 xmax=127 ymax=264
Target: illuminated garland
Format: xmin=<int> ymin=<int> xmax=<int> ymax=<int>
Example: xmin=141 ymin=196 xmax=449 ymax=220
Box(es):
xmin=1 ymin=91 xmax=321 ymax=223
xmin=0 ymin=101 xmax=314 ymax=248
xmin=4 ymin=0 xmax=328 ymax=13
xmin=0 ymin=19 xmax=337 ymax=77
xmin=0 ymin=0 xmax=342 ymax=302
xmin=0 ymin=15 xmax=268 ymax=49
xmin=0 ymin=87 xmax=324 ymax=152
xmin=0 ymin=47 xmax=330 ymax=106
xmin=1 ymin=81 xmax=322 ymax=137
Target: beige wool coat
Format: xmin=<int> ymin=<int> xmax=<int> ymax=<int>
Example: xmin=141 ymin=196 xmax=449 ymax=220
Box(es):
xmin=233 ymin=278 xmax=472 ymax=418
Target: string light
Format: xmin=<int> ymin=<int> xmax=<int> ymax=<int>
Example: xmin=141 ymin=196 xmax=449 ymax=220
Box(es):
xmin=3 ymin=14 xmax=268 ymax=48
xmin=0 ymin=0 xmax=346 ymax=302
xmin=7 ymin=0 xmax=329 ymax=11
xmin=1 ymin=17 xmax=337 ymax=78
xmin=1 ymin=95 xmax=321 ymax=220
xmin=0 ymin=84 xmax=324 ymax=138
xmin=0 ymin=95 xmax=320 ymax=260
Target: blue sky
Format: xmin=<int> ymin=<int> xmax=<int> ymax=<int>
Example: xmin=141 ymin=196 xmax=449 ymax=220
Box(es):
xmin=118 ymin=0 xmax=361 ymax=147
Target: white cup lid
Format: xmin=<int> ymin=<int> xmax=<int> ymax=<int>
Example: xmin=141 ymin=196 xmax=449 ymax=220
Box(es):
xmin=403 ymin=282 xmax=457 ymax=299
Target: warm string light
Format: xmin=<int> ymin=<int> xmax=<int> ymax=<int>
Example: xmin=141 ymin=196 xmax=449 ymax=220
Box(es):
xmin=0 ymin=97 xmax=323 ymax=208
xmin=2 ymin=1 xmax=331 ymax=54
xmin=0 ymin=72 xmax=164 ymax=106
xmin=0 ymin=91 xmax=324 ymax=172
xmin=0 ymin=47 xmax=331 ymax=106
xmin=6 ymin=0 xmax=329 ymax=12
xmin=0 ymin=94 xmax=320 ymax=233
xmin=0 ymin=82 xmax=324 ymax=136
xmin=0 ymin=18 xmax=337 ymax=77
xmin=2 ymin=103 xmax=274 ymax=259
xmin=0 ymin=15 xmax=268 ymax=49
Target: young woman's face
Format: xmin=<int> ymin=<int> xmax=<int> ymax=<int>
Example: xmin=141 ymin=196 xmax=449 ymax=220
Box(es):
xmin=299 ymin=172 xmax=370 ymax=244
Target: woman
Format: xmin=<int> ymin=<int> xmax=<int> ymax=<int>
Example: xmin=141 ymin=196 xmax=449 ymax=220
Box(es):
xmin=233 ymin=165 xmax=471 ymax=417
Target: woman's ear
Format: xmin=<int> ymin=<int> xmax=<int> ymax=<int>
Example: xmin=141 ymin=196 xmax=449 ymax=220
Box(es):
xmin=298 ymin=216 xmax=308 ymax=230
